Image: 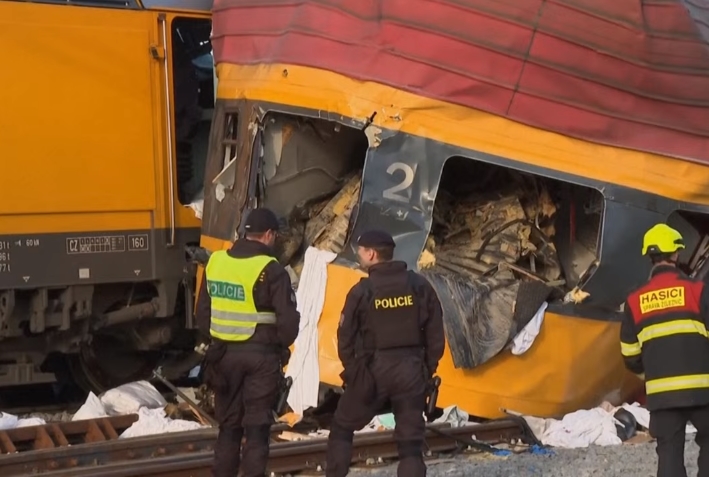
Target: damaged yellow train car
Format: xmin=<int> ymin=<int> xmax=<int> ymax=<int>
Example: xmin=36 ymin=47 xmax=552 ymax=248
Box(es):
xmin=200 ymin=0 xmax=709 ymax=417
xmin=0 ymin=0 xmax=213 ymax=390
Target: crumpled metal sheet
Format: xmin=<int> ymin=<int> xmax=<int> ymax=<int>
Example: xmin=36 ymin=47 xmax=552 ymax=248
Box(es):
xmin=420 ymin=269 xmax=553 ymax=369
xmin=423 ymin=271 xmax=519 ymax=369
xmin=213 ymin=0 xmax=709 ymax=163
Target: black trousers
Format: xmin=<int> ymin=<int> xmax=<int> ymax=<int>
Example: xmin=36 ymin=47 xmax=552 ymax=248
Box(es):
xmin=210 ymin=350 xmax=281 ymax=477
xmin=650 ymin=405 xmax=709 ymax=477
xmin=325 ymin=351 xmax=428 ymax=477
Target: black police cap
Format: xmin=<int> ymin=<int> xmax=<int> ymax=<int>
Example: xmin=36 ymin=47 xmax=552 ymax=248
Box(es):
xmin=244 ymin=208 xmax=280 ymax=234
xmin=357 ymin=230 xmax=396 ymax=248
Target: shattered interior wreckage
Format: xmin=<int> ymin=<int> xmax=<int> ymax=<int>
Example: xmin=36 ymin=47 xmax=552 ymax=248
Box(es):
xmin=419 ymin=158 xmax=603 ymax=369
xmin=203 ymin=0 xmax=709 ymax=419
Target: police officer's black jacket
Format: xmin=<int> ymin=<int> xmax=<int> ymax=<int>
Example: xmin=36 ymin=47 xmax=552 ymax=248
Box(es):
xmin=196 ymin=239 xmax=300 ymax=349
xmin=621 ymin=264 xmax=709 ymax=411
xmin=338 ymin=260 xmax=445 ymax=374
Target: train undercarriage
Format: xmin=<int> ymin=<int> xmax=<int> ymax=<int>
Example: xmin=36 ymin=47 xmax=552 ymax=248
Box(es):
xmin=0 ymin=276 xmax=203 ymax=393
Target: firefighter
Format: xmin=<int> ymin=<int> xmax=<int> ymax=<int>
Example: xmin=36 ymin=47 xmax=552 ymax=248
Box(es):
xmin=325 ymin=230 xmax=445 ymax=477
xmin=621 ymin=223 xmax=709 ymax=477
xmin=196 ymin=208 xmax=300 ymax=477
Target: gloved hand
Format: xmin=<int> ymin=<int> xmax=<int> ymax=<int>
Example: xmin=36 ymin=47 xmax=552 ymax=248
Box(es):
xmin=339 ymin=367 xmax=349 ymax=390
xmin=424 ymin=364 xmax=435 ymax=382
xmin=280 ymin=348 xmax=291 ymax=367
xmin=202 ymin=341 xmax=227 ymax=390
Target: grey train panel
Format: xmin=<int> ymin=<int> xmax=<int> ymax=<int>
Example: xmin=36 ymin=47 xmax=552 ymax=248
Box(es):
xmin=0 ymin=227 xmax=200 ymax=289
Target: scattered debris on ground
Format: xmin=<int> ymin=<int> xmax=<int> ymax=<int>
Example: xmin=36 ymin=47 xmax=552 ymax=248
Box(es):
xmin=1 ymin=380 xmax=208 ymax=437
xmin=349 ymin=439 xmax=697 ymax=477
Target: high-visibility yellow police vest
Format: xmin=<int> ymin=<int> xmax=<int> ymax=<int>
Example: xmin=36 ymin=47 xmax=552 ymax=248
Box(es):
xmin=205 ymin=251 xmax=277 ymax=342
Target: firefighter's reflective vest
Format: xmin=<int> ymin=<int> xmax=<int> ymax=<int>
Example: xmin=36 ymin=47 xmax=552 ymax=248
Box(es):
xmin=623 ymin=269 xmax=709 ymax=411
xmin=205 ymin=251 xmax=277 ymax=342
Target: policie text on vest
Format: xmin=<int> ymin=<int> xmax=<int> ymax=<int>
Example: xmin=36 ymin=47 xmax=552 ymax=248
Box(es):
xmin=209 ymin=281 xmax=246 ymax=301
xmin=639 ymin=286 xmax=685 ymax=314
xmin=374 ymin=295 xmax=414 ymax=309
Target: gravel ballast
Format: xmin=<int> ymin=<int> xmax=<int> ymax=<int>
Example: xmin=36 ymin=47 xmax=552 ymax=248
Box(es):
xmin=349 ymin=438 xmax=700 ymax=476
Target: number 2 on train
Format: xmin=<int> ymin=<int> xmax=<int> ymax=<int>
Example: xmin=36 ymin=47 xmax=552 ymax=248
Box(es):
xmin=382 ymin=162 xmax=416 ymax=204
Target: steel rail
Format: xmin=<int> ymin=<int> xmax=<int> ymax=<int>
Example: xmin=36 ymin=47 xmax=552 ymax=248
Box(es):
xmin=0 ymin=421 xmax=320 ymax=476
xmin=9 ymin=419 xmax=524 ymax=477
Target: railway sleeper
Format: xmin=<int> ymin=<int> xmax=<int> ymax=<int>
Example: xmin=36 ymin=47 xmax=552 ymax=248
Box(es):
xmin=0 ymin=418 xmax=526 ymax=476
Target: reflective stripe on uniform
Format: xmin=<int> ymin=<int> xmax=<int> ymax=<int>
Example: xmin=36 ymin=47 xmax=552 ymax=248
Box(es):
xmin=646 ymin=374 xmax=709 ymax=395
xmin=211 ymin=309 xmax=276 ymax=324
xmin=209 ymin=311 xmax=276 ymax=341
xmin=205 ymin=251 xmax=277 ymax=342
xmin=621 ymin=341 xmax=641 ymax=357
xmin=637 ymin=319 xmax=708 ymax=345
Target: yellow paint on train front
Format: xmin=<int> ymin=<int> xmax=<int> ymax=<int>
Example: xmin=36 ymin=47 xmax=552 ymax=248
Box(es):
xmin=0 ymin=1 xmax=205 ymax=235
xmin=196 ymin=234 xmax=237 ymax=313
xmin=198 ymin=225 xmax=640 ymax=418
xmin=216 ymin=63 xmax=709 ymax=206
xmin=316 ymin=263 xmax=642 ymax=418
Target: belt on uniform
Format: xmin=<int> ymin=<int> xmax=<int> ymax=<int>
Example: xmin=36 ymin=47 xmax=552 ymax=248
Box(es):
xmin=221 ymin=341 xmax=281 ymax=353
xmin=371 ymin=346 xmax=423 ymax=353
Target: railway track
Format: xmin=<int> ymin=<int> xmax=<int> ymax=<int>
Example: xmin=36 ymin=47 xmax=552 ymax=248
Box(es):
xmin=0 ymin=415 xmax=528 ymax=476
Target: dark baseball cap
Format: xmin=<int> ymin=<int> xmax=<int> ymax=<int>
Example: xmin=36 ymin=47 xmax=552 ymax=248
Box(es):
xmin=357 ymin=230 xmax=396 ymax=248
xmin=244 ymin=208 xmax=280 ymax=234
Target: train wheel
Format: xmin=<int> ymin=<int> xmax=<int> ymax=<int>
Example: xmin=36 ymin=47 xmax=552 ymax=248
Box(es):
xmin=68 ymin=333 xmax=161 ymax=393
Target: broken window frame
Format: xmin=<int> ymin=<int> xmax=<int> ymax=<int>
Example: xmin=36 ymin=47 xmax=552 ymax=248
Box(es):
xmin=211 ymin=112 xmax=239 ymax=202
xmin=424 ymin=155 xmax=605 ymax=290
xmin=668 ymin=210 xmax=709 ymax=280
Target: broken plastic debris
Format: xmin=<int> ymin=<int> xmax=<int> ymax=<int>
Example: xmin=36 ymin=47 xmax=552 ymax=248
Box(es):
xmin=364 ymin=124 xmax=382 ymax=147
xmin=215 ymin=183 xmax=226 ymax=202
xmin=277 ymin=411 xmax=303 ymax=428
xmin=100 ymin=380 xmax=167 ymax=416
xmin=119 ymin=407 xmax=204 ymax=439
xmin=564 ymin=286 xmax=590 ymax=304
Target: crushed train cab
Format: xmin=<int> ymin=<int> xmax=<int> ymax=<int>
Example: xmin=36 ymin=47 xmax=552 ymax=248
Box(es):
xmin=199 ymin=0 xmax=709 ymax=418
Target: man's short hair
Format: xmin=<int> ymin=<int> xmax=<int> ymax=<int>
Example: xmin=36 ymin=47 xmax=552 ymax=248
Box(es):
xmin=649 ymin=252 xmax=676 ymax=265
xmin=371 ymin=245 xmax=394 ymax=261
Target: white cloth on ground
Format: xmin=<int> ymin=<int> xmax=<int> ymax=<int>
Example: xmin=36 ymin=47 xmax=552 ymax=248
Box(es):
xmin=522 ymin=401 xmax=699 ymax=449
xmin=434 ymin=405 xmax=470 ymax=428
xmin=621 ymin=402 xmax=697 ymax=434
xmin=286 ymin=247 xmax=337 ymax=416
xmin=537 ymin=407 xmax=622 ymax=448
xmin=0 ymin=413 xmax=46 ymax=430
xmin=72 ymin=392 xmax=109 ymax=421
xmin=100 ymin=380 xmax=167 ymax=416
xmin=119 ymin=407 xmax=204 ymax=439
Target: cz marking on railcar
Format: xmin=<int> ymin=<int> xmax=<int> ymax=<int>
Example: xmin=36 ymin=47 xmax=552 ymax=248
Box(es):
xmin=127 ymin=234 xmax=149 ymax=252
xmin=66 ymin=236 xmax=126 ymax=255
xmin=0 ymin=248 xmax=11 ymax=274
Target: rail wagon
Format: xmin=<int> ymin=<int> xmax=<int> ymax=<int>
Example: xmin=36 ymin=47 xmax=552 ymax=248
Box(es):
xmin=0 ymin=0 xmax=213 ymax=391
xmin=201 ymin=0 xmax=709 ymax=417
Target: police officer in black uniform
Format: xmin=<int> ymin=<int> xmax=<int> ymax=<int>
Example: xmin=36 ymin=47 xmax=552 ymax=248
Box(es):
xmin=325 ymin=230 xmax=445 ymax=477
xmin=196 ymin=208 xmax=300 ymax=477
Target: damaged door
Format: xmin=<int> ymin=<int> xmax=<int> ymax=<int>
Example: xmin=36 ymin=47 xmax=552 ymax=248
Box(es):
xmin=200 ymin=102 xmax=260 ymax=242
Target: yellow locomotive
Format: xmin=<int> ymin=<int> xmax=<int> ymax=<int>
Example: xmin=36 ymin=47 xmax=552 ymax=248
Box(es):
xmin=0 ymin=0 xmax=212 ymax=391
